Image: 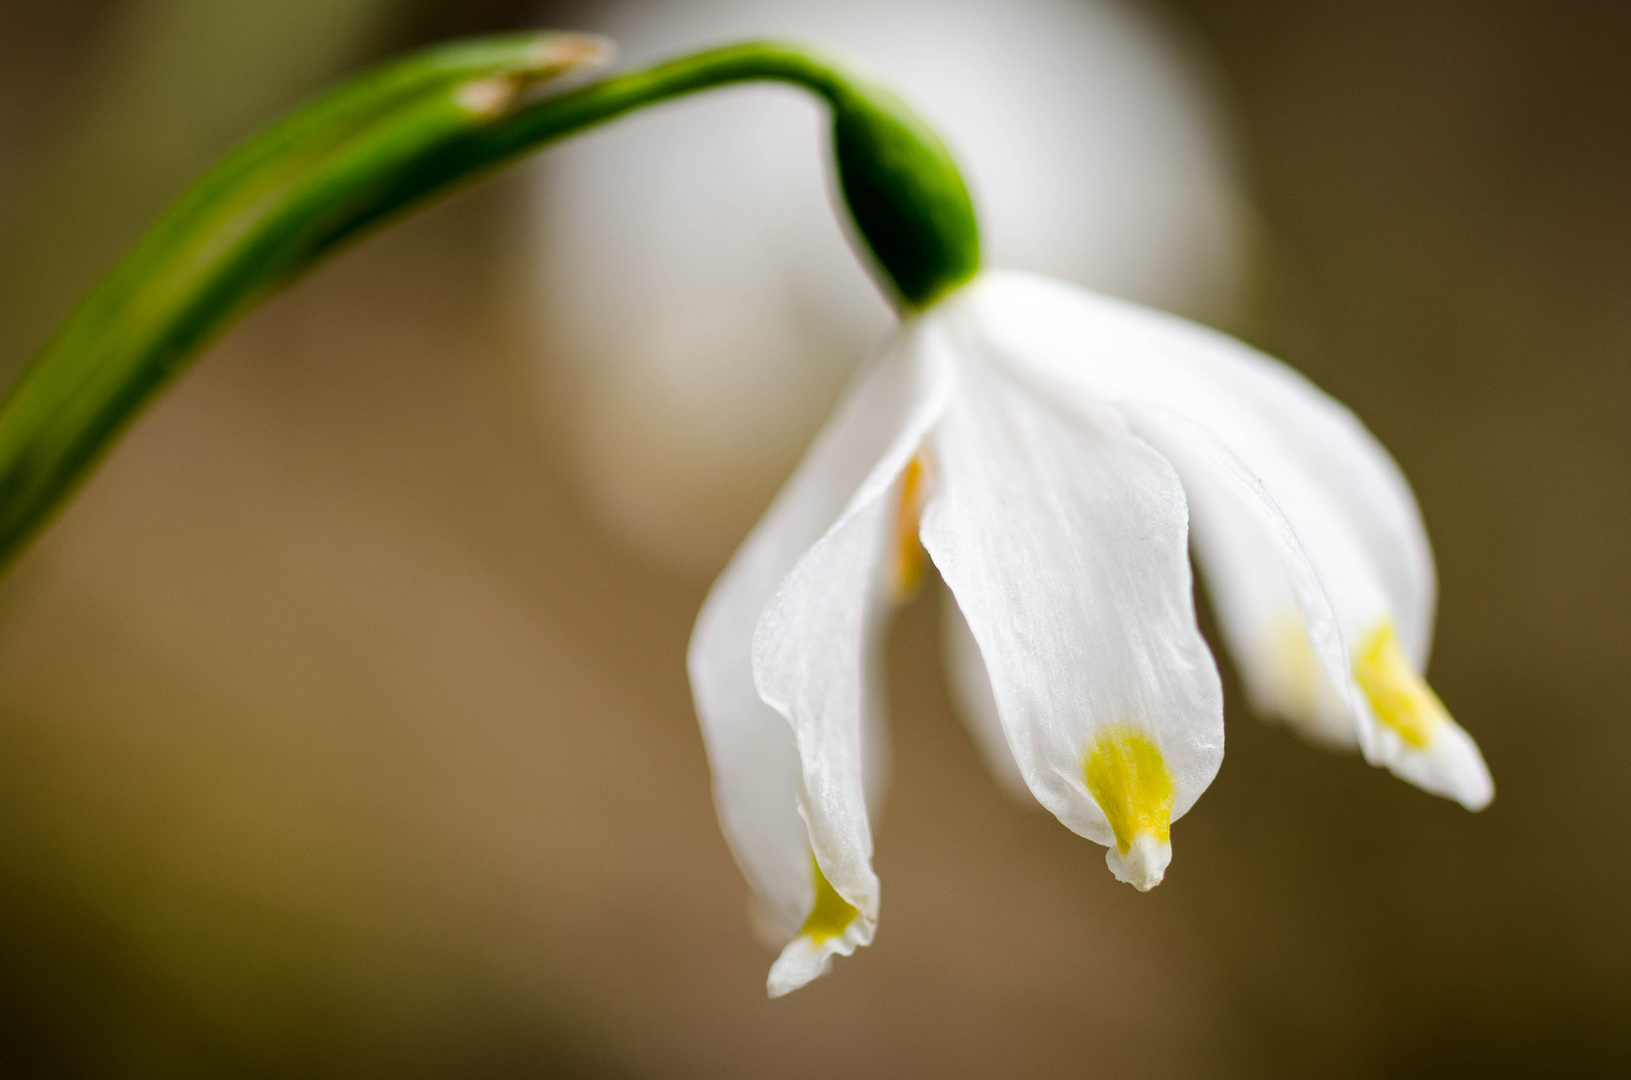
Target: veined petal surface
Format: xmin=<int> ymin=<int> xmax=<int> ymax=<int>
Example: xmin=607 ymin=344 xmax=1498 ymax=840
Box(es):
xmin=951 ymin=271 xmax=1490 ymax=809
xmin=688 ymin=318 xmax=955 ymax=993
xmin=920 ymin=328 xmax=1224 ymax=890
xmin=1120 ymin=402 xmax=1358 ymax=748
xmin=752 ymin=321 xmax=957 ymax=995
xmin=940 ymin=586 xmax=1034 ymax=802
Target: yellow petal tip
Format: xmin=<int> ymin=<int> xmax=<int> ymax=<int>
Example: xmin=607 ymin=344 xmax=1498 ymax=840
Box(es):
xmin=798 ymin=853 xmax=860 ymax=944
xmin=1083 ymin=727 xmax=1174 ymax=888
xmin=1352 ymin=620 xmax=1445 ymax=750
xmin=766 ymin=854 xmax=865 ymax=998
xmin=1349 ymin=620 xmax=1494 ymax=809
xmin=890 ymin=452 xmax=933 ymax=601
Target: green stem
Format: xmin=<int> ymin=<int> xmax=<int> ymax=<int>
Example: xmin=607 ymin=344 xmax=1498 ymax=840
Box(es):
xmin=305 ymin=39 xmax=980 ymax=304
xmin=0 ymin=34 xmax=978 ymax=570
xmin=486 ymin=42 xmax=980 ymax=308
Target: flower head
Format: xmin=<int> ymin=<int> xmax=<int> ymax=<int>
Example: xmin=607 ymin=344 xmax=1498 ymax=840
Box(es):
xmin=689 ymin=269 xmax=1492 ymax=997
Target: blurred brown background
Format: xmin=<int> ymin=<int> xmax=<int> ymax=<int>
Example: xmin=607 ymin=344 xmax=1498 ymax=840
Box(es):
xmin=0 ymin=0 xmax=1627 ymax=1076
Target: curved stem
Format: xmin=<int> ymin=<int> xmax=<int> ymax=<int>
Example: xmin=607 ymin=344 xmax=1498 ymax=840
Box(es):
xmin=0 ymin=35 xmax=976 ymax=570
xmin=320 ymin=40 xmax=977 ymax=302
xmin=510 ymin=40 xmax=859 ymax=135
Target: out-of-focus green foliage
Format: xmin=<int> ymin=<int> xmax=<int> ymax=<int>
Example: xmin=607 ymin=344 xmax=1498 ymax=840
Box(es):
xmin=0 ymin=0 xmax=412 ymax=374
xmin=0 ymin=32 xmax=607 ymax=568
xmin=0 ymin=35 xmax=978 ymax=571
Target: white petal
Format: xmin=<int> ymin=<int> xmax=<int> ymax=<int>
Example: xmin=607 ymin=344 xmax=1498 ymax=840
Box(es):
xmin=688 ymin=322 xmax=955 ymax=967
xmin=955 ymin=270 xmax=1432 ymax=656
xmin=1156 ymin=356 xmax=1492 ymax=808
xmin=919 ymin=340 xmax=1224 ymax=889
xmin=940 ymin=585 xmax=1034 ymax=802
xmin=1163 ymin=325 xmax=1437 ymax=667
xmin=751 ymin=322 xmax=957 ymax=993
xmin=950 ymin=272 xmax=1490 ymax=808
xmin=1118 ymin=403 xmax=1360 ymax=748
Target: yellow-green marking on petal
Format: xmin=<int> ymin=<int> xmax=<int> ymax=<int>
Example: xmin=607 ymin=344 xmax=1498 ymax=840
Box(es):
xmin=1352 ymin=620 xmax=1445 ymax=749
xmin=1267 ymin=612 xmax=1323 ymax=721
xmin=1083 ymin=727 xmax=1173 ymax=854
xmin=800 ymin=853 xmax=859 ymax=944
xmin=890 ymin=452 xmax=933 ymax=601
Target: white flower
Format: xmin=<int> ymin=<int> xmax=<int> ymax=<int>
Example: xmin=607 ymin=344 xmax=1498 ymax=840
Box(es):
xmin=689 ymin=269 xmax=1492 ymax=998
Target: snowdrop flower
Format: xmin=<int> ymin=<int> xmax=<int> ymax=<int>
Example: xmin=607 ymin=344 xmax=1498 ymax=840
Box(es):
xmin=692 ymin=267 xmax=1493 ymax=996
xmin=429 ymin=28 xmax=1496 ymax=999
xmin=0 ymin=11 xmax=1488 ymax=1004
xmin=678 ymin=59 xmax=1496 ymax=983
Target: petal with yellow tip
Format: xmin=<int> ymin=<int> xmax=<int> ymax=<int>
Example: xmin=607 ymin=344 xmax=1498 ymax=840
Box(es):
xmin=1351 ymin=621 xmax=1493 ymax=810
xmin=919 ymin=336 xmax=1223 ymax=886
xmin=951 ymin=272 xmax=1489 ymax=808
xmin=690 ymin=325 xmax=953 ymax=995
xmin=766 ymin=854 xmax=866 ymax=998
xmin=1083 ymin=727 xmax=1175 ymax=890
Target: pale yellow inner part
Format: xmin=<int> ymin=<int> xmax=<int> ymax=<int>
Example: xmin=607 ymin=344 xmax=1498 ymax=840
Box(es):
xmin=1082 ymin=727 xmax=1173 ymax=854
xmin=1268 ymin=613 xmax=1324 ymax=722
xmin=1352 ymin=620 xmax=1446 ymax=749
xmin=799 ymin=852 xmax=859 ymax=944
xmin=891 ymin=452 xmax=932 ymax=601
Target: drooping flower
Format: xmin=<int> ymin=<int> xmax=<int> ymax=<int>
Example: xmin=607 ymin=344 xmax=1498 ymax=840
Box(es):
xmin=0 ymin=7 xmax=1488 ymax=1004
xmin=689 ymin=268 xmax=1492 ymax=997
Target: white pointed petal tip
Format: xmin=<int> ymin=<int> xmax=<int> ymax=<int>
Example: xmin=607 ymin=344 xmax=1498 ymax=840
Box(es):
xmin=766 ymin=911 xmax=874 ymax=997
xmin=1377 ymin=719 xmax=1494 ymax=813
xmin=767 ymin=929 xmax=858 ymax=998
xmin=1105 ymin=832 xmax=1172 ymax=892
xmin=1352 ymin=620 xmax=1493 ymax=812
xmin=765 ymin=855 xmax=875 ymax=998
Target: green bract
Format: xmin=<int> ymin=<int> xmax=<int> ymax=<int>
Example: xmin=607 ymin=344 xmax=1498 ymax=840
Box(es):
xmin=0 ymin=34 xmax=980 ymax=569
xmin=829 ymin=81 xmax=980 ymax=308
